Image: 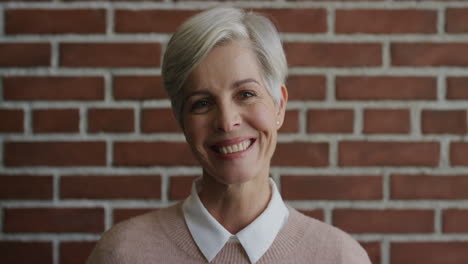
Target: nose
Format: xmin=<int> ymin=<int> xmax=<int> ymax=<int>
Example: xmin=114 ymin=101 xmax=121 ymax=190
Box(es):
xmin=214 ymin=101 xmax=241 ymax=133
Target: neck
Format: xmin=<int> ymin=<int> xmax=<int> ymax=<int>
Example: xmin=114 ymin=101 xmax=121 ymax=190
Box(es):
xmin=198 ymin=172 xmax=271 ymax=234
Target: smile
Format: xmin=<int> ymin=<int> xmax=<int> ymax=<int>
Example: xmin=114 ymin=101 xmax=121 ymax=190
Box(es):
xmin=211 ymin=138 xmax=255 ymax=155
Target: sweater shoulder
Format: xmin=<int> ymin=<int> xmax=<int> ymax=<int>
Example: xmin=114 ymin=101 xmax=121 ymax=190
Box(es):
xmin=86 ymin=204 xmax=183 ymax=264
xmin=287 ymin=208 xmax=371 ymax=264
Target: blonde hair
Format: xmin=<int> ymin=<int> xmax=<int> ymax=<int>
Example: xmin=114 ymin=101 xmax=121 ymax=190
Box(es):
xmin=162 ymin=7 xmax=287 ymax=125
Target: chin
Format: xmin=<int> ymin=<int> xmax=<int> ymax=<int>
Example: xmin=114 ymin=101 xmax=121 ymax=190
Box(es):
xmin=203 ymin=162 xmax=266 ymax=186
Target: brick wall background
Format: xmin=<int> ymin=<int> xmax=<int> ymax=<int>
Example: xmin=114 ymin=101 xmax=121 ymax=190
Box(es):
xmin=1 ymin=0 xmax=468 ymax=263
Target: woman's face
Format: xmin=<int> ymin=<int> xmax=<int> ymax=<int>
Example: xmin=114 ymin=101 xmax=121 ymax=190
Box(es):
xmin=181 ymin=41 xmax=287 ymax=185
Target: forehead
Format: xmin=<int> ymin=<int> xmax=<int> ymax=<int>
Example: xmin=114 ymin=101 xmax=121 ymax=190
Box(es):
xmin=185 ymin=41 xmax=264 ymax=93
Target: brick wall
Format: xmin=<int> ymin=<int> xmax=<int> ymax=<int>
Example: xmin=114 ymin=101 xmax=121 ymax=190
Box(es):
xmin=1 ymin=1 xmax=468 ymax=264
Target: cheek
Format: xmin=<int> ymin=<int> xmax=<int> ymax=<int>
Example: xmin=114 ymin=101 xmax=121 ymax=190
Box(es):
xmin=246 ymin=104 xmax=277 ymax=134
xmin=183 ymin=116 xmax=210 ymax=147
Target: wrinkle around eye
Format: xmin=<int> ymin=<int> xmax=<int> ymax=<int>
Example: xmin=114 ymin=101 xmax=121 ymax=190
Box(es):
xmin=189 ymin=99 xmax=213 ymax=114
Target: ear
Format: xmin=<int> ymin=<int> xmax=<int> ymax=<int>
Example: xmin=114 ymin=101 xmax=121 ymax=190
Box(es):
xmin=276 ymin=85 xmax=288 ymax=129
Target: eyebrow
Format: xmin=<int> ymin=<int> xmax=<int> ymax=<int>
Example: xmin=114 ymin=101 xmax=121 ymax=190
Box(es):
xmin=233 ymin=78 xmax=260 ymax=88
xmin=184 ymin=78 xmax=260 ymax=101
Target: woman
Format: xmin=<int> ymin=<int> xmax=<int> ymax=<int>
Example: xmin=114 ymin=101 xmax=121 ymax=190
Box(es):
xmin=87 ymin=7 xmax=371 ymax=264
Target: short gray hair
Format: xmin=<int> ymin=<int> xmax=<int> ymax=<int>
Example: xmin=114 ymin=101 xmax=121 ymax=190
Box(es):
xmin=162 ymin=7 xmax=287 ymax=125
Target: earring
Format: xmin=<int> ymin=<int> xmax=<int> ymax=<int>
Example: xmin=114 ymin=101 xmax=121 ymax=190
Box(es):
xmin=276 ymin=121 xmax=280 ymax=126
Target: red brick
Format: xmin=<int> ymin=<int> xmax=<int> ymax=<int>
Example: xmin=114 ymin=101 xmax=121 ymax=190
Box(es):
xmin=3 ymin=76 xmax=104 ymax=101
xmin=336 ymin=9 xmax=436 ymax=34
xmin=88 ymin=108 xmax=134 ymax=132
xmin=446 ymin=8 xmax=468 ymax=33
xmin=307 ymin=109 xmax=354 ymax=133
xmin=391 ymin=174 xmax=468 ymax=199
xmin=4 ymin=141 xmax=106 ymax=166
xmin=391 ymin=242 xmax=468 ymax=264
xmin=169 ymin=175 xmax=197 ymax=200
xmin=60 ymin=242 xmax=96 ymax=264
xmin=115 ymin=9 xmax=326 ymax=33
xmin=6 ymin=9 xmax=105 ymax=34
xmin=333 ymin=209 xmax=434 ymax=233
xmin=0 ymin=175 xmax=52 ymax=200
xmin=0 ymin=43 xmax=50 ymax=66
xmin=281 ymin=175 xmax=382 ymax=200
xmin=0 ymin=0 xmax=51 ymax=2
xmin=4 ymin=208 xmax=104 ymax=233
xmin=141 ymin=108 xmax=181 ymax=133
xmin=284 ymin=43 xmax=381 ymax=67
xmin=447 ymin=77 xmax=468 ymax=99
xmin=339 ymin=141 xmax=439 ymax=167
xmin=63 ymin=0 xmax=161 ymax=1
xmin=361 ymin=242 xmax=381 ymax=264
xmin=395 ymin=0 xmax=468 ymax=2
xmin=113 ymin=141 xmax=197 ymax=166
xmin=336 ymin=76 xmax=437 ymax=100
xmin=422 ymin=110 xmax=467 ymax=134
xmin=298 ymin=209 xmax=324 ymax=221
xmin=364 ymin=109 xmax=410 ymax=134
xmin=0 ymin=242 xmax=52 ymax=264
xmin=279 ymin=110 xmax=299 ymax=133
xmin=286 ymin=75 xmax=326 ymax=100
xmin=450 ymin=142 xmax=468 ymax=166
xmin=256 ymin=8 xmax=326 ymax=33
xmin=61 ymin=175 xmax=161 ymax=199
xmin=33 ymin=109 xmax=79 ymax=133
xmin=443 ymin=209 xmax=468 ymax=233
xmin=113 ymin=208 xmax=159 ymax=224
xmin=0 ymin=109 xmax=23 ymax=132
xmin=392 ymin=43 xmax=468 ymax=66
xmin=113 ymin=76 xmax=166 ymax=100
xmin=60 ymin=43 xmax=161 ymax=67
xmin=115 ymin=10 xmax=198 ymax=33
xmin=272 ymin=142 xmax=329 ymax=167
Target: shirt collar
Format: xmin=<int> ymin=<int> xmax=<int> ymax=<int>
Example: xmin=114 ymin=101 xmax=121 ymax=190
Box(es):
xmin=182 ymin=177 xmax=289 ymax=263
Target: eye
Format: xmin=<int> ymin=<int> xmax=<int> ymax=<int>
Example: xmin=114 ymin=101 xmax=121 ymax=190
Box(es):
xmin=190 ymin=99 xmax=212 ymax=113
xmin=239 ymin=90 xmax=256 ymax=99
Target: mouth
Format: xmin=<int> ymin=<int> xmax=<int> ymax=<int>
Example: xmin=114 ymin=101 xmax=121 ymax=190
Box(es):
xmin=211 ymin=138 xmax=256 ymax=155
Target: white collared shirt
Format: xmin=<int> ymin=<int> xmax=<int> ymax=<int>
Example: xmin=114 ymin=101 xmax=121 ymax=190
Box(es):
xmin=182 ymin=178 xmax=289 ymax=264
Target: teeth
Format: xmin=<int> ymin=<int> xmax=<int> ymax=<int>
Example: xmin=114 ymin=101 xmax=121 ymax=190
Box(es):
xmin=218 ymin=140 xmax=252 ymax=154
xmin=235 ymin=145 xmax=240 ymax=152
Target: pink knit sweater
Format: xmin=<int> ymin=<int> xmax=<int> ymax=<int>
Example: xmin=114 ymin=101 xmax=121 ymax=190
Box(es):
xmin=87 ymin=204 xmax=371 ymax=263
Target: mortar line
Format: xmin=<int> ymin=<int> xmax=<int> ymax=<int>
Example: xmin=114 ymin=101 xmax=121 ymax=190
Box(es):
xmin=383 ymin=172 xmax=391 ymax=202
xmin=440 ymin=138 xmax=450 ymax=169
xmin=435 ymin=207 xmax=443 ymax=234
xmin=329 ymin=139 xmax=338 ymax=168
xmin=324 ymin=206 xmax=333 ymax=225
xmin=106 ymin=139 xmax=113 ymax=167
xmin=0 ymin=137 xmax=3 ymax=168
xmin=0 ymin=6 xmax=4 ymax=36
xmin=107 ymin=6 xmax=114 ymax=36
xmin=298 ymin=108 xmax=307 ymax=136
xmin=382 ymin=40 xmax=391 ymax=69
xmin=53 ymin=172 xmax=60 ymax=204
xmin=160 ymin=171 xmax=169 ymax=204
xmin=53 ymin=239 xmax=59 ymax=264
xmin=104 ymin=203 xmax=112 ymax=231
xmin=382 ymin=239 xmax=390 ymax=264
xmin=51 ymin=41 xmax=59 ymax=69
xmin=104 ymin=72 xmax=112 ymax=103
xmin=24 ymin=103 xmax=32 ymax=136
xmin=354 ymin=106 xmax=363 ymax=136
xmin=79 ymin=106 xmax=86 ymax=135
xmin=134 ymin=103 xmax=141 ymax=134
xmin=327 ymin=5 xmax=334 ymax=36
xmin=438 ymin=6 xmax=445 ymax=35
xmin=437 ymin=75 xmax=445 ymax=102
xmin=2 ymin=1 xmax=468 ymax=9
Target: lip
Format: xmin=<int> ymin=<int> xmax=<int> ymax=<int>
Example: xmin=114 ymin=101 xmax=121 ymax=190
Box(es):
xmin=210 ymin=137 xmax=256 ymax=160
